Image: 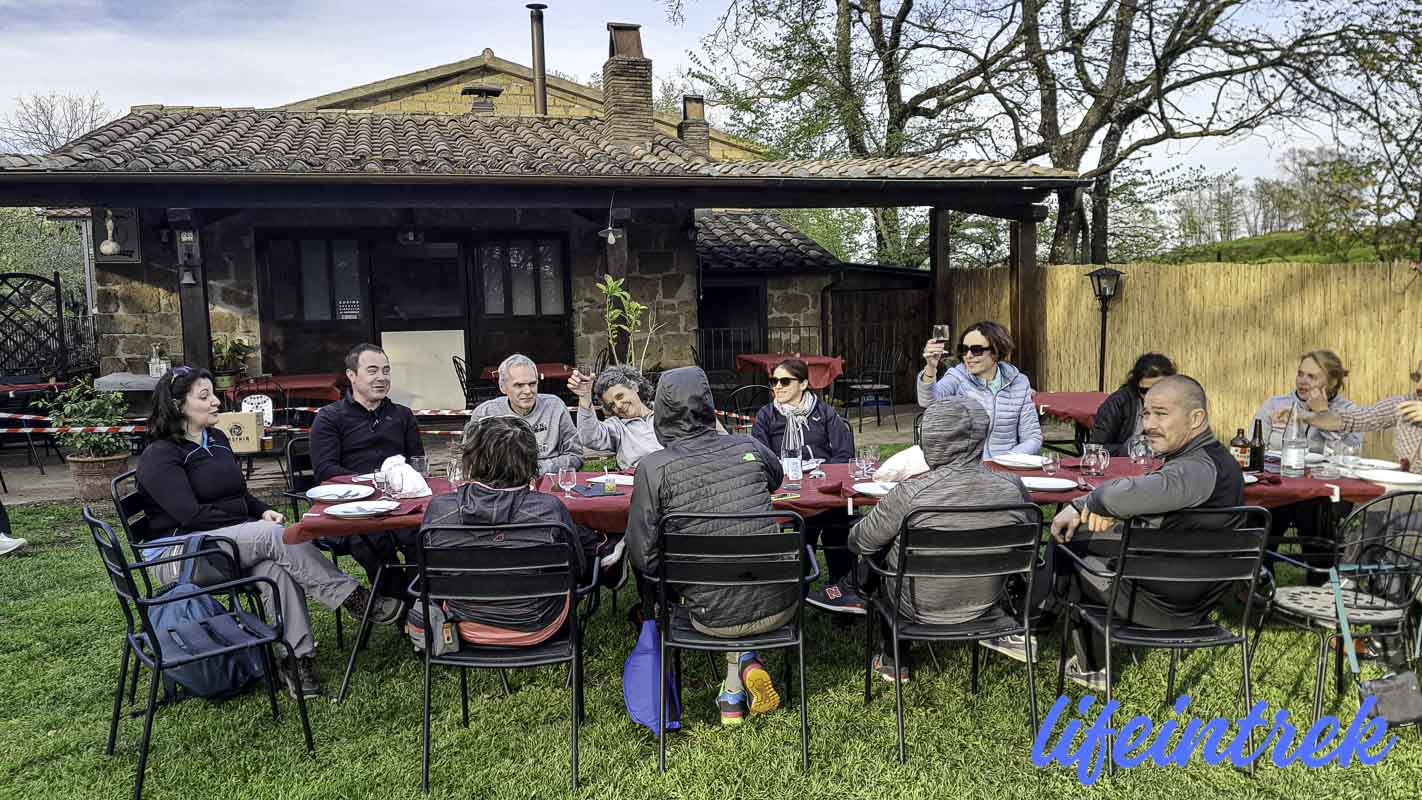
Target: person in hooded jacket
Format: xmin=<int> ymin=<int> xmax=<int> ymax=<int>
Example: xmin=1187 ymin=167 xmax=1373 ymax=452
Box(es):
xmin=847 ymin=397 xmax=1034 ymax=682
xmin=1089 ymin=352 xmax=1176 ymax=456
xmin=416 ymin=415 xmax=599 ymax=645
xmin=626 ymin=366 xmax=792 ymax=726
xmin=916 ymin=320 xmax=1042 ymax=458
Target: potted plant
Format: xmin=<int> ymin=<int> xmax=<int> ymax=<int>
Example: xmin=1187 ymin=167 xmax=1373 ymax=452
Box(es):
xmin=39 ymin=379 xmax=132 ymax=501
xmin=211 ymin=336 xmax=255 ymax=390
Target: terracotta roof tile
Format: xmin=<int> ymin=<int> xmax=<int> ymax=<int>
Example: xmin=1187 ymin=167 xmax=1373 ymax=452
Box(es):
xmin=695 ymin=210 xmax=842 ymax=273
xmin=0 ymin=107 xmax=1081 ymax=184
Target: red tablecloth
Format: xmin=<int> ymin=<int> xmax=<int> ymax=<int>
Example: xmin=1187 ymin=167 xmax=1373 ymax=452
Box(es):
xmin=1033 ymin=391 xmax=1109 ymax=428
xmin=533 ymin=463 xmax=860 ymax=533
xmin=234 ymin=373 xmax=347 ymax=403
xmin=985 ymin=457 xmax=1386 ymax=509
xmin=735 ymin=354 xmax=846 ymax=390
xmin=283 ymin=476 xmax=454 ymax=544
xmin=479 ymin=363 xmax=573 ymax=382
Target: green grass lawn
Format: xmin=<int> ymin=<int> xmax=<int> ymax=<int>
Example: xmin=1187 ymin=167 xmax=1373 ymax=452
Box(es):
xmin=3 ymin=501 xmax=1421 ymax=800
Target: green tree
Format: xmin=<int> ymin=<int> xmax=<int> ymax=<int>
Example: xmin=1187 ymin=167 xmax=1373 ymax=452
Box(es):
xmin=0 ymin=207 xmax=87 ymax=297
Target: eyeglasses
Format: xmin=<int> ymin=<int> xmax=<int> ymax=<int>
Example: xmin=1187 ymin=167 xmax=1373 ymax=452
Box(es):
xmin=957 ymin=344 xmax=995 ymax=357
xmin=771 ymin=377 xmax=801 ymax=387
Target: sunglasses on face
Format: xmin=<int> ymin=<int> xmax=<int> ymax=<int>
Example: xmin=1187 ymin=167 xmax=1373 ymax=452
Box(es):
xmin=957 ymin=344 xmax=995 ymax=357
xmin=772 ymin=377 xmax=801 ymax=387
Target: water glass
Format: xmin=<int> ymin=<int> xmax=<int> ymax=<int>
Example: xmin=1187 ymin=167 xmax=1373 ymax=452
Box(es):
xmin=371 ymin=471 xmax=391 ymax=499
xmin=556 ymin=467 xmax=577 ymax=498
xmin=1334 ymin=440 xmax=1361 ymax=474
xmin=447 ymin=459 xmax=464 ymax=485
xmin=409 ymin=456 xmax=428 ymax=476
xmin=1128 ymin=436 xmax=1151 ymax=466
xmin=1042 ymin=450 xmax=1061 ymax=476
xmin=858 ymin=446 xmax=880 ymax=477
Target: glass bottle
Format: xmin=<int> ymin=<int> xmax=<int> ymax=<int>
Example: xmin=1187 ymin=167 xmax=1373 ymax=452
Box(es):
xmin=1280 ymin=401 xmax=1308 ymax=478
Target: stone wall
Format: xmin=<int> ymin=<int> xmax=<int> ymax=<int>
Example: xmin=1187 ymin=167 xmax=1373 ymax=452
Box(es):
xmin=92 ymin=209 xmax=182 ymax=374
xmin=766 ymin=274 xmax=829 ymax=330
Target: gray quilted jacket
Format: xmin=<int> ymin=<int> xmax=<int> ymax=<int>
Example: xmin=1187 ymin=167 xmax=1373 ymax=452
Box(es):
xmin=850 ymin=397 xmax=1033 ymax=624
xmin=626 ymin=367 xmax=794 ymax=628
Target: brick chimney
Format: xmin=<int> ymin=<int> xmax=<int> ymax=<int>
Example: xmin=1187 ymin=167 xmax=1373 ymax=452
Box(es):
xmin=461 ymin=84 xmax=502 ymax=115
xmin=602 ymin=23 xmax=654 ymax=150
xmin=677 ymin=95 xmax=710 ymax=158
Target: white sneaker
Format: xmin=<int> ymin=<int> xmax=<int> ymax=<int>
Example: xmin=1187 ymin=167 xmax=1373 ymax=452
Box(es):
xmin=980 ymin=633 xmax=1036 ymax=663
xmin=0 ymin=534 xmax=27 ymax=556
xmin=1064 ymin=656 xmax=1108 ymax=692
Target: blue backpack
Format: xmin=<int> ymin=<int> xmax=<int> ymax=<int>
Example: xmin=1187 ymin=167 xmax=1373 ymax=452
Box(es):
xmin=148 ymin=537 xmax=266 ymax=700
xmin=623 ymin=619 xmax=681 ymax=734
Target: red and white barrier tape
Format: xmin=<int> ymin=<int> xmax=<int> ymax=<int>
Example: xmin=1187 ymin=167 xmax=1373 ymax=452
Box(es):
xmin=0 ymin=411 xmax=52 ymax=421
xmin=0 ymin=425 xmax=146 ymax=434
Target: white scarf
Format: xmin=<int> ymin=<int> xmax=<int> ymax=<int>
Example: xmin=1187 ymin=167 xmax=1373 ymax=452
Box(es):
xmin=774 ymin=392 xmax=817 ymax=454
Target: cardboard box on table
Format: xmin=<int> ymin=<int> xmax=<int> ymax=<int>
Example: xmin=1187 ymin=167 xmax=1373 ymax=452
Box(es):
xmin=216 ymin=412 xmax=263 ymax=453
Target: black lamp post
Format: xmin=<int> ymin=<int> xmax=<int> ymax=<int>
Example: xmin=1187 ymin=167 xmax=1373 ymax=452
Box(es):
xmin=1086 ymin=266 xmax=1124 ymax=392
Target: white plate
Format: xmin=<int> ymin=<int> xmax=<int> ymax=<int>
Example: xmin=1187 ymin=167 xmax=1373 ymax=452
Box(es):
xmin=1356 ymin=469 xmax=1422 ymax=486
xmin=351 ymin=473 xmax=376 ymax=482
xmin=307 ymin=484 xmax=374 ymax=502
xmin=1357 ymin=458 xmax=1402 ymax=471
xmin=325 ymin=499 xmax=401 ymax=518
xmin=585 ymin=474 xmax=634 ymax=487
xmin=852 ymin=481 xmax=897 ymax=497
xmin=992 ymin=454 xmax=1048 ymax=469
xmin=1021 ymin=477 xmax=1077 ymax=492
xmin=1243 ymin=474 xmax=1259 ymax=485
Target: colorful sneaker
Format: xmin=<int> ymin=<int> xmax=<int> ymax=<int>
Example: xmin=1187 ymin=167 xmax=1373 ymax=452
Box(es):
xmin=979 ymin=633 xmax=1036 ymax=663
xmin=717 ymin=684 xmax=746 ymax=726
xmin=737 ymin=652 xmax=781 ymax=715
xmin=873 ymin=653 xmax=910 ymax=684
xmin=806 ymin=579 xmax=867 ymax=615
xmin=1064 ymin=656 xmax=1108 ymax=693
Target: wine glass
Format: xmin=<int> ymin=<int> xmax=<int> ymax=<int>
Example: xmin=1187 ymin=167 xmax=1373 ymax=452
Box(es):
xmin=859 ymin=445 xmax=880 ymax=478
xmin=556 ymin=467 xmax=577 ymax=499
xmin=447 ymin=459 xmax=464 ymax=485
xmin=1128 ymin=436 xmax=1150 ymax=466
xmin=1042 ymin=450 xmax=1061 ymax=476
xmin=371 ymin=470 xmax=391 ymax=500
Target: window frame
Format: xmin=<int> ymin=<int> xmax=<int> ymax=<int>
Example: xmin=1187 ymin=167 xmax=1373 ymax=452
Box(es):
xmin=474 ymin=233 xmax=570 ymax=319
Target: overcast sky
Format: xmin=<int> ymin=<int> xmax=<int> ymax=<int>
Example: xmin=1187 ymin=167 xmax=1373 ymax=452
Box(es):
xmin=0 ymin=0 xmax=1311 ymax=180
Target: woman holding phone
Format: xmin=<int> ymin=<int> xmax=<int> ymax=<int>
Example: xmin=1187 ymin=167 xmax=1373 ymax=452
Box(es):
xmin=916 ymin=320 xmax=1042 ymax=458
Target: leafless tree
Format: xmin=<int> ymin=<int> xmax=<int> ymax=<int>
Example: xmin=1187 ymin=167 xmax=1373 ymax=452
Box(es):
xmin=0 ymin=91 xmax=110 ymax=154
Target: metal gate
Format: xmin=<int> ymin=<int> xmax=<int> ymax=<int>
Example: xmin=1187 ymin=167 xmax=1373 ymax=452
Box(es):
xmin=0 ymin=271 xmax=95 ymax=378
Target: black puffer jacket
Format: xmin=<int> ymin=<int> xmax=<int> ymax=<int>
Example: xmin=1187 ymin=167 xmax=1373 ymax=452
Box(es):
xmin=1089 ymin=385 xmax=1143 ymax=457
xmin=626 ymin=367 xmax=793 ymax=628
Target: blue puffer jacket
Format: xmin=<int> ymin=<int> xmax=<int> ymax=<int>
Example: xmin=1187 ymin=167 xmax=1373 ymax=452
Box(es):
xmin=915 ymin=362 xmax=1042 ymax=458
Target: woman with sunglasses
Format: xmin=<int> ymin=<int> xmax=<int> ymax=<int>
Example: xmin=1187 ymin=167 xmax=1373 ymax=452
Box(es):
xmin=135 ymin=366 xmax=394 ymax=701
xmin=917 ymin=320 xmax=1042 ymax=458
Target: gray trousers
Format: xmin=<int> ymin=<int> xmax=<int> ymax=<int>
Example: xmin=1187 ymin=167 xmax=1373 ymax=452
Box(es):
xmin=692 ymin=603 xmax=798 ymax=678
xmin=153 ymin=520 xmax=358 ymax=658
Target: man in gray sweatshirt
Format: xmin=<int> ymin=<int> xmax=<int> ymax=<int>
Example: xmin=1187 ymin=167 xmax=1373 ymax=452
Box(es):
xmin=469 ymin=353 xmax=583 ymax=476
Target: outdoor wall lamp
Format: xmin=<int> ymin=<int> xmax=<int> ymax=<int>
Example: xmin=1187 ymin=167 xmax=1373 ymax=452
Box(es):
xmin=599 ymin=192 xmax=620 ymax=245
xmin=1086 ymin=266 xmax=1124 ymax=392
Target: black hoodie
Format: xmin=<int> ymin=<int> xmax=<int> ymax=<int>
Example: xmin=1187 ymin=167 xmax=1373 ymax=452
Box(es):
xmin=626 ymin=367 xmax=794 ymax=628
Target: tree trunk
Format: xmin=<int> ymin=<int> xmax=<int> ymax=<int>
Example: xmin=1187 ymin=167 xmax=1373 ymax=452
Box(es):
xmin=1090 ymin=173 xmax=1111 ymax=264
xmin=1051 ymin=188 xmax=1082 ymax=263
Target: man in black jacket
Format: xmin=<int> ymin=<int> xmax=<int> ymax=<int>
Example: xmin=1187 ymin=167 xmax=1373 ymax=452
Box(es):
xmin=626 ymin=367 xmax=793 ymax=726
xmin=308 ymin=343 xmax=424 ymax=607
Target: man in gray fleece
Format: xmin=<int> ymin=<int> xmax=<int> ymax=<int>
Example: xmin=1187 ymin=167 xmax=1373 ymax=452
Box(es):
xmin=470 ymin=353 xmax=583 ymax=476
xmin=1043 ymin=374 xmax=1244 ymax=690
xmin=850 ymin=396 xmax=1033 ymax=682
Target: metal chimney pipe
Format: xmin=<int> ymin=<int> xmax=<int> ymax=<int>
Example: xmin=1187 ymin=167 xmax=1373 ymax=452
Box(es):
xmin=527 ymin=3 xmax=548 ymax=116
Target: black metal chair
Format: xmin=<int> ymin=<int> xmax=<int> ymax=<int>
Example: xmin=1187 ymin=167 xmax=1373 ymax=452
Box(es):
xmin=844 ymin=344 xmax=899 ymax=433
xmin=727 ymin=384 xmax=769 ymax=432
xmin=1251 ymin=491 xmax=1422 ymax=723
xmin=109 ymin=470 xmax=242 ymax=575
xmin=912 ymin=412 xmax=923 ymax=446
xmin=83 ymin=508 xmax=313 ymax=800
xmin=653 ymin=511 xmax=813 ymax=773
xmin=1053 ymin=506 xmax=1270 ymax=775
xmin=862 ymin=504 xmax=1043 ymax=762
xmin=412 ymin=522 xmax=594 ymax=793
xmin=284 ymin=436 xmax=346 ymax=649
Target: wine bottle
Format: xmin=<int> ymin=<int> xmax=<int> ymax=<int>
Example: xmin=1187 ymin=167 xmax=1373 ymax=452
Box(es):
xmin=1229 ymin=428 xmax=1250 ymax=468
xmin=1248 ymin=419 xmax=1265 ymax=472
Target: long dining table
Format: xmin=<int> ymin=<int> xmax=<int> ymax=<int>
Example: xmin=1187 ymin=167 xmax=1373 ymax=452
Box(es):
xmin=284 ymin=458 xmax=1388 ymax=545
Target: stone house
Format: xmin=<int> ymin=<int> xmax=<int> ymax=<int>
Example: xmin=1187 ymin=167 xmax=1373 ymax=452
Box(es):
xmin=0 ymin=15 xmax=1085 ymax=407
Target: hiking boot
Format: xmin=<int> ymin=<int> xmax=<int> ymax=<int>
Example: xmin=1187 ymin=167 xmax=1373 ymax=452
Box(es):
xmin=737 ymin=653 xmax=781 ymax=715
xmin=980 ymin=633 xmax=1036 ymax=664
xmin=1064 ymin=656 xmax=1107 ymax=693
xmin=280 ymin=655 xmax=323 ymax=700
xmin=873 ymin=653 xmax=911 ymax=684
xmin=806 ymin=579 xmax=867 ymax=615
xmin=341 ymin=585 xmax=402 ymax=626
xmin=717 ymin=683 xmax=747 ymax=726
